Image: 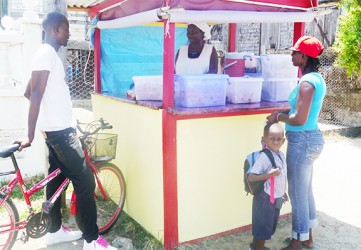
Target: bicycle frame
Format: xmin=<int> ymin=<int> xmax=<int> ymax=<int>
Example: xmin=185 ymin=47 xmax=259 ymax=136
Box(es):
xmin=0 ymin=154 xmax=65 ymax=234
xmin=82 ymin=148 xmax=109 ymax=201
xmin=1 ymin=120 xmax=114 ymax=242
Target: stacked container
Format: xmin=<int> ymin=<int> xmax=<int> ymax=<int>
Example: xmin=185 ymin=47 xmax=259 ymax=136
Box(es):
xmin=226 ymin=76 xmax=263 ymax=104
xmin=260 ymin=54 xmax=299 ymax=102
xmin=175 ymin=74 xmax=228 ymax=108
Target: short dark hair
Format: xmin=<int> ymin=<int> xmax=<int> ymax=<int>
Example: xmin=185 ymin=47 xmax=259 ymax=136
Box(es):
xmin=303 ymin=57 xmax=321 ymax=74
xmin=263 ymin=122 xmax=283 ymax=136
xmin=42 ymin=12 xmax=67 ymax=31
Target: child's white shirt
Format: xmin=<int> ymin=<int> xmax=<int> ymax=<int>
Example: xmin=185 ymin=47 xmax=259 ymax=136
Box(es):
xmin=250 ymin=150 xmax=287 ymax=198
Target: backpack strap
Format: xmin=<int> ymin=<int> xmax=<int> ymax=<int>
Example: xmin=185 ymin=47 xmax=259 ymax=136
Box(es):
xmin=246 ymin=151 xmax=260 ymax=174
xmin=261 ymin=148 xmax=277 ymax=168
xmin=261 ymin=148 xmax=277 ymax=204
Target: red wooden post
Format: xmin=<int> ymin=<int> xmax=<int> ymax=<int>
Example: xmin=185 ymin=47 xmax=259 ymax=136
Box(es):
xmin=228 ymin=23 xmax=237 ymax=52
xmin=293 ymin=22 xmax=305 ymax=78
xmin=293 ymin=22 xmax=305 ymax=45
xmin=162 ymin=21 xmax=179 ymax=249
xmin=162 ymin=21 xmax=175 ymax=108
xmin=94 ymin=28 xmax=101 ymax=93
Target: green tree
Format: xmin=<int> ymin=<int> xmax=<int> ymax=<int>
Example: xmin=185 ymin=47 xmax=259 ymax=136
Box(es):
xmin=333 ymin=0 xmax=361 ymax=76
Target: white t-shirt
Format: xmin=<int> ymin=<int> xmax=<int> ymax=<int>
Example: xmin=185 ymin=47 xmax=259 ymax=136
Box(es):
xmin=175 ymin=44 xmax=213 ymax=74
xmin=250 ymin=149 xmax=287 ymax=198
xmin=31 ymin=44 xmax=74 ymax=132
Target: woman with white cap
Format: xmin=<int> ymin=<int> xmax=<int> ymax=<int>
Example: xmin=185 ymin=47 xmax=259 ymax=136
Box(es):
xmin=175 ymin=23 xmax=218 ymax=74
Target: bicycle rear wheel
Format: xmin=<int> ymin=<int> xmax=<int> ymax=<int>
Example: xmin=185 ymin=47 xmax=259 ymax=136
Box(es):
xmin=0 ymin=198 xmax=19 ymax=250
xmin=76 ymin=163 xmax=126 ymax=235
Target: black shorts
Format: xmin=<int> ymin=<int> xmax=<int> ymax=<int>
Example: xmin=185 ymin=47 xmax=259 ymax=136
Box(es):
xmin=252 ymin=190 xmax=280 ymax=240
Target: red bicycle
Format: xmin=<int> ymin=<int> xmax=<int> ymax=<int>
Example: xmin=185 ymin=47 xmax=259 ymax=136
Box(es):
xmin=0 ymin=118 xmax=126 ymax=250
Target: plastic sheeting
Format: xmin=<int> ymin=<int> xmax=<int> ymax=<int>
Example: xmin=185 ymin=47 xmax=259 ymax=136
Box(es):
xmin=99 ymin=25 xmax=187 ymax=96
xmin=95 ymin=0 xmax=317 ymax=21
xmin=96 ymin=9 xmax=317 ymax=30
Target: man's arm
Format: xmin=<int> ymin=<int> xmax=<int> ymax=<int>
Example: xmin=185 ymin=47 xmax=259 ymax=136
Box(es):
xmin=18 ymin=70 xmax=49 ymax=150
xmin=24 ymin=80 xmax=31 ymax=100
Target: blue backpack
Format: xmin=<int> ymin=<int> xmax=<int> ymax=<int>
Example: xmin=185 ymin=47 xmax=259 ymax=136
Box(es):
xmin=244 ymin=148 xmax=276 ymax=195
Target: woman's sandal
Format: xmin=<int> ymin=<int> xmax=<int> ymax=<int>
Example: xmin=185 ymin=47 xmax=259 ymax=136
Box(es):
xmin=282 ymin=238 xmax=316 ymax=250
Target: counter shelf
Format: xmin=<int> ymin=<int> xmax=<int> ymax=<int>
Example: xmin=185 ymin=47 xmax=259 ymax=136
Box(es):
xmin=97 ymin=92 xmax=290 ymax=119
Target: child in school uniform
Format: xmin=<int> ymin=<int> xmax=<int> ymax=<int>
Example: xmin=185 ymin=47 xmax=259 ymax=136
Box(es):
xmin=248 ymin=122 xmax=288 ymax=250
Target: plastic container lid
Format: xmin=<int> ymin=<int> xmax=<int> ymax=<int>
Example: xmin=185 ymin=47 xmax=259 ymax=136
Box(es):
xmin=175 ymin=74 xmax=229 ymax=80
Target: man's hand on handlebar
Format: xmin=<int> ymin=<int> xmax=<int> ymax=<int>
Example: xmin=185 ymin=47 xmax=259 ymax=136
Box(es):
xmin=14 ymin=138 xmax=31 ymax=151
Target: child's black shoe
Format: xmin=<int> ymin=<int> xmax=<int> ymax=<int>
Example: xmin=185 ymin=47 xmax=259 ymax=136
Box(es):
xmin=249 ymin=242 xmax=271 ymax=250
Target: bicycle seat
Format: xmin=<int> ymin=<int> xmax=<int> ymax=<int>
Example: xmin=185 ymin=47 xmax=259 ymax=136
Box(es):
xmin=0 ymin=144 xmax=20 ymax=158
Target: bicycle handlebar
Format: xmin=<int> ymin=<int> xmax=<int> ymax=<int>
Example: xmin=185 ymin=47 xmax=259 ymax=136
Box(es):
xmin=76 ymin=118 xmax=113 ymax=142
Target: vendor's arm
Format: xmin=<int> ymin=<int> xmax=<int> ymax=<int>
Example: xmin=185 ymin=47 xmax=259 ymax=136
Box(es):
xmin=207 ymin=46 xmax=218 ymax=74
xmin=267 ymin=81 xmax=314 ymax=125
xmin=175 ymin=49 xmax=180 ymax=65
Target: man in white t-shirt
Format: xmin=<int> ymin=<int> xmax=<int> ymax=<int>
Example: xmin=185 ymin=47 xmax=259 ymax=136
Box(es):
xmin=19 ymin=12 xmax=116 ymax=250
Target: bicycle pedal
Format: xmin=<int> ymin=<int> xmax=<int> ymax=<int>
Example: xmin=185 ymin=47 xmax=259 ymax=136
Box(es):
xmin=42 ymin=201 xmax=53 ymax=214
xmin=21 ymin=231 xmax=29 ymax=243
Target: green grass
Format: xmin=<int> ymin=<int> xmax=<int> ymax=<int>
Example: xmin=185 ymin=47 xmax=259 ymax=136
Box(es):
xmin=0 ymin=174 xmax=45 ymax=200
xmin=1 ymin=174 xmax=46 ymax=220
xmin=112 ymin=212 xmax=163 ymax=249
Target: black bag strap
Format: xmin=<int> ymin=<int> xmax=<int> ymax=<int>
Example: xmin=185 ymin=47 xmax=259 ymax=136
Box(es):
xmin=260 ymin=148 xmax=277 ymax=168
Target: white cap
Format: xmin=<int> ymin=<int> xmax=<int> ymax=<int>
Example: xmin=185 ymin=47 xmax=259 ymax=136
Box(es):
xmin=188 ymin=22 xmax=211 ymax=40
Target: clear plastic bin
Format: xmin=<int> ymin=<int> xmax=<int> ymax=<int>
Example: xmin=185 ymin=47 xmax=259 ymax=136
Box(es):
xmin=226 ymin=77 xmax=263 ymax=103
xmin=261 ymin=54 xmax=298 ymax=78
xmin=175 ymin=74 xmax=228 ymax=107
xmin=261 ymin=78 xmax=298 ymax=102
xmin=133 ymin=75 xmax=163 ymax=101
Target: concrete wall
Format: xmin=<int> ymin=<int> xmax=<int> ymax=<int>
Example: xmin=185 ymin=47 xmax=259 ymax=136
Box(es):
xmin=0 ymin=10 xmax=46 ymax=181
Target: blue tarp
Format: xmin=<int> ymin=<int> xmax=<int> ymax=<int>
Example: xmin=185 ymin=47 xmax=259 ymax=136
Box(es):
xmin=99 ymin=25 xmax=187 ymax=96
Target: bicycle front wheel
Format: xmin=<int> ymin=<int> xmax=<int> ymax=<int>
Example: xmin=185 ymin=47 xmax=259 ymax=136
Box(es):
xmin=76 ymin=163 xmax=126 ymax=235
xmin=0 ymin=198 xmax=19 ymax=250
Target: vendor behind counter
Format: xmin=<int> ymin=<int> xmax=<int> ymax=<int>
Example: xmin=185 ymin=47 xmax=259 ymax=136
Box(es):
xmin=175 ymin=23 xmax=218 ymax=74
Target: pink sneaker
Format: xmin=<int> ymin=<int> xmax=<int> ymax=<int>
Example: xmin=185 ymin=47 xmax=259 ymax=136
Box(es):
xmin=83 ymin=235 xmax=117 ymax=250
xmin=46 ymin=224 xmax=82 ymax=245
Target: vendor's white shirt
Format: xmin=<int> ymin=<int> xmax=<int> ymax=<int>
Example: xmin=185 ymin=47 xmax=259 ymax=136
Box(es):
xmin=31 ymin=44 xmax=74 ymax=132
xmin=250 ymin=150 xmax=287 ymax=198
xmin=175 ymin=44 xmax=213 ymax=74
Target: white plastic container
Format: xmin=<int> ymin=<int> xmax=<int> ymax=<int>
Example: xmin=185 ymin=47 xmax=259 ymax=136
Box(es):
xmin=226 ymin=77 xmax=263 ymax=103
xmin=261 ymin=78 xmax=298 ymax=102
xmin=261 ymin=54 xmax=298 ymax=78
xmin=175 ymin=74 xmax=228 ymax=107
xmin=133 ymin=75 xmax=163 ymax=101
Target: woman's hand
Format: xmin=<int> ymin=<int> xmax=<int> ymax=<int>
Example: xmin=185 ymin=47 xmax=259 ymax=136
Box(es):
xmin=283 ymin=193 xmax=289 ymax=203
xmin=267 ymin=111 xmax=279 ymax=123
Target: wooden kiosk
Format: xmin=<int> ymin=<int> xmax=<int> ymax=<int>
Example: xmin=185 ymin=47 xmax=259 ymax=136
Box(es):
xmin=87 ymin=1 xmax=320 ymax=249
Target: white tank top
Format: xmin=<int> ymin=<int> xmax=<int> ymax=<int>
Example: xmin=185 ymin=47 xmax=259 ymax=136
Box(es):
xmin=31 ymin=44 xmax=74 ymax=132
xmin=175 ymin=44 xmax=213 ymax=74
